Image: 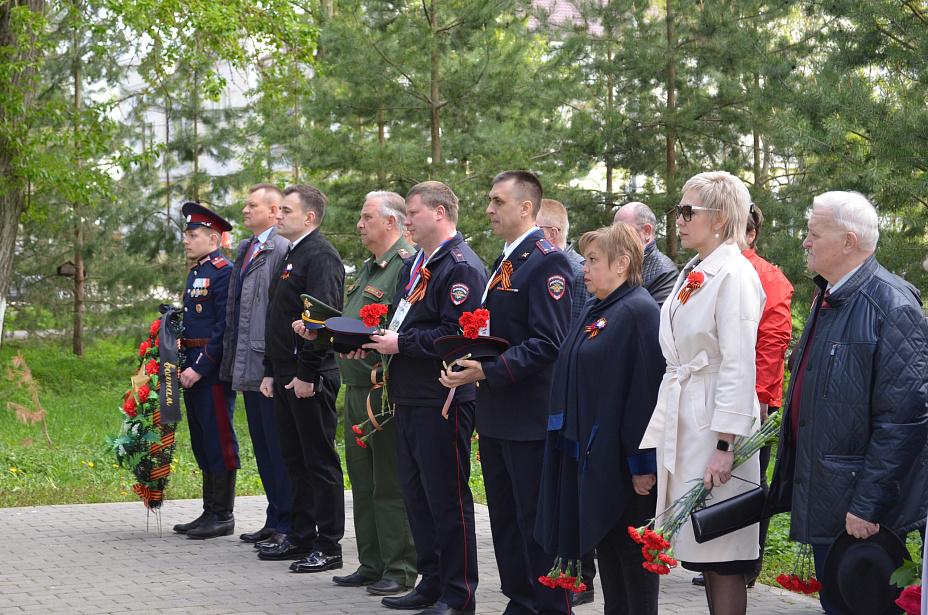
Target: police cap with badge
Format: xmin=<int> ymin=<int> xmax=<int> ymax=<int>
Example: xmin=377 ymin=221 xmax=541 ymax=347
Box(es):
xmin=182 ymin=202 xmax=233 ymax=233
xmin=299 ymin=294 xmax=342 ymax=349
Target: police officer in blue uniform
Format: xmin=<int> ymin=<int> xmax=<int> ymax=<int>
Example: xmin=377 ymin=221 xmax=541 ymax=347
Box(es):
xmin=363 ymin=181 xmax=487 ymax=615
xmin=173 ymin=202 xmax=241 ymax=540
xmin=441 ymin=171 xmax=573 ymax=615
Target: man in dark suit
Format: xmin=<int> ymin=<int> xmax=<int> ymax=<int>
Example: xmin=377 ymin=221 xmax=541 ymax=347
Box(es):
xmin=257 ymin=184 xmax=346 ymax=573
xmin=220 ymin=183 xmax=292 ymax=550
xmin=364 ymin=181 xmax=487 ymax=615
xmin=441 ymin=170 xmax=572 ymax=615
xmin=173 ymin=203 xmax=240 ymax=540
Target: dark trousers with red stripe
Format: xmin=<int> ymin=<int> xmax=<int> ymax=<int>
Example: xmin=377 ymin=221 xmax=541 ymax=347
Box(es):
xmin=480 ymin=436 xmax=570 ymax=615
xmin=271 ymin=369 xmax=345 ymax=554
xmin=242 ymin=391 xmax=292 ymax=534
xmin=183 ymin=381 xmax=240 ymax=472
xmin=395 ymin=402 xmax=478 ymax=612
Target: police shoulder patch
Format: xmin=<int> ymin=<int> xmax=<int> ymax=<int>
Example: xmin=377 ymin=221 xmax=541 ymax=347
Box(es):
xmin=450 ymin=283 xmax=469 ymax=305
xmin=536 ymin=239 xmax=559 ymax=255
xmin=364 ymin=285 xmax=385 ymax=299
xmin=548 ymin=275 xmax=566 ymax=300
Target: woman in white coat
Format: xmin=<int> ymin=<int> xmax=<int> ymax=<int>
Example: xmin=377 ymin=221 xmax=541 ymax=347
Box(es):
xmin=640 ymin=171 xmax=765 ymax=615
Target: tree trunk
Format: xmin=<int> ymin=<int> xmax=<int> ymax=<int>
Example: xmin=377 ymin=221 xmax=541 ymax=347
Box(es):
xmin=0 ymin=0 xmax=47 ymax=348
xmin=429 ymin=0 xmax=441 ymax=170
xmin=165 ymin=97 xmax=172 ymax=215
xmin=378 ymin=105 xmax=386 ymax=183
xmin=605 ymin=47 xmax=614 ymax=206
xmin=193 ymin=68 xmax=200 ymax=202
xmin=72 ymin=18 xmax=84 ymax=356
xmin=665 ymin=0 xmax=677 ymax=260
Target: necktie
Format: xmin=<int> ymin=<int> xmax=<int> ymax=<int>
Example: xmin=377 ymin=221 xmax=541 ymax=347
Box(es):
xmin=240 ymin=238 xmax=258 ymax=278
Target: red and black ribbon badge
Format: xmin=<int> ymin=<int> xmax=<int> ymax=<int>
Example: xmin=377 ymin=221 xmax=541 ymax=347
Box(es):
xmin=585 ymin=317 xmax=607 ymax=339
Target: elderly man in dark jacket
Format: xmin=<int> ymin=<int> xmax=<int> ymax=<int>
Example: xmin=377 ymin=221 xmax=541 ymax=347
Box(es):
xmin=768 ymin=191 xmax=928 ymax=615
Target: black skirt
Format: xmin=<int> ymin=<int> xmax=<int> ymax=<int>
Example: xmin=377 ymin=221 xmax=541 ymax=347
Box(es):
xmin=681 ymin=558 xmax=758 ymax=576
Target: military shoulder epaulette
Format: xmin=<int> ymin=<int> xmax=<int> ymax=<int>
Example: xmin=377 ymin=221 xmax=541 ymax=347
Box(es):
xmin=535 ymin=239 xmax=559 ymax=254
xmin=450 ymin=248 xmax=466 ymax=263
xmin=211 ymin=256 xmax=230 ymax=269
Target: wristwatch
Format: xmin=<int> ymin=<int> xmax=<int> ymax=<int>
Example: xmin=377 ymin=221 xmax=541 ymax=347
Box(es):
xmin=716 ymin=440 xmax=731 ymax=452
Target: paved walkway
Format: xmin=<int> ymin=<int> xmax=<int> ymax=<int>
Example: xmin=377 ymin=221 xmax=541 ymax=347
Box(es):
xmin=1 ymin=494 xmax=822 ymax=614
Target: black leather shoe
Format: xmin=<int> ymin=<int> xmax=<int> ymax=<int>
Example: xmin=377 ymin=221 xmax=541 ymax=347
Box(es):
xmin=291 ymin=550 xmax=343 ymax=573
xmin=240 ymin=526 xmax=275 ymax=543
xmin=333 ymin=571 xmax=376 ymax=587
xmin=366 ymin=578 xmax=412 ymax=596
xmin=257 ymin=540 xmax=313 ymax=561
xmin=382 ymin=590 xmax=437 ymax=611
xmin=254 ymin=531 xmax=286 ymax=550
xmin=571 ymin=587 xmax=594 ymax=607
xmin=173 ymin=512 xmax=208 ymax=534
xmin=692 ymin=573 xmax=705 ymax=586
xmin=187 ymin=513 xmax=234 ymax=539
xmin=414 ymin=602 xmax=474 ymax=615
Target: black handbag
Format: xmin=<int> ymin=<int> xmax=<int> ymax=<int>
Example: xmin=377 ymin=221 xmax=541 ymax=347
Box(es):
xmin=690 ymin=486 xmax=766 ymax=544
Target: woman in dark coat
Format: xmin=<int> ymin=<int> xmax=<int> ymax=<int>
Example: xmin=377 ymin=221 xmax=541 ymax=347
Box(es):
xmin=535 ymin=223 xmax=666 ymax=615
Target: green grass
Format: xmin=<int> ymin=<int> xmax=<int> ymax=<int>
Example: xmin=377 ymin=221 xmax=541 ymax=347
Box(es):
xmin=0 ymin=333 xmax=486 ymax=508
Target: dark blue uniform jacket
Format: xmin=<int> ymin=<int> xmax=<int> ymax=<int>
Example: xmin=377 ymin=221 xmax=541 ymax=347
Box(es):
xmin=183 ymin=249 xmax=232 ymax=386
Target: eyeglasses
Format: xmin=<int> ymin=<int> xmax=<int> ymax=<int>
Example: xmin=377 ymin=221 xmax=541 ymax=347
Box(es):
xmin=538 ymin=225 xmax=560 ymax=232
xmin=675 ymin=204 xmax=714 ymax=222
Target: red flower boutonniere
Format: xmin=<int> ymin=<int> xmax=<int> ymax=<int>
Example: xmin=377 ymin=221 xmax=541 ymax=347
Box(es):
xmin=360 ymin=303 xmax=390 ymax=330
xmin=677 ymin=270 xmax=705 ymax=305
xmin=585 ymin=317 xmax=607 ymax=339
xmin=281 ymin=263 xmax=293 ymax=280
xmin=459 ymin=309 xmax=490 ymax=339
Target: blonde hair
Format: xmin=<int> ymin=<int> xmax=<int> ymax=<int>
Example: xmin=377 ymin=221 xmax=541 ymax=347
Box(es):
xmin=578 ymin=223 xmax=644 ymax=287
xmin=681 ymin=171 xmax=751 ymax=250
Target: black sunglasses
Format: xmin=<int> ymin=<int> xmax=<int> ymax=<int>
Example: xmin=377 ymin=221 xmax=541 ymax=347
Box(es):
xmin=675 ymin=204 xmax=713 ymax=222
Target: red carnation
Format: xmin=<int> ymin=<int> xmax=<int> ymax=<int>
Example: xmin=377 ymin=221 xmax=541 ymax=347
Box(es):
xmin=138 ymin=385 xmax=151 ymax=403
xmin=122 ymin=397 xmax=138 ymax=418
xmin=805 ymin=578 xmax=822 ymax=593
xmin=154 ymin=336 xmax=159 ymax=348
xmin=896 ymin=586 xmax=922 ymax=615
xmin=150 ymin=319 xmax=161 ymax=336
xmin=643 ymin=528 xmax=670 ymax=550
xmin=458 ymin=309 xmax=490 ymax=339
xmin=360 ymin=304 xmax=389 ymax=328
xmin=556 ymin=576 xmax=575 ymax=589
xmin=139 ymin=340 xmax=151 ymax=357
xmin=145 ymin=360 xmax=159 ymax=375
xmin=356 ymin=436 xmax=367 ymax=449
xmin=658 ymin=553 xmax=678 ymax=567
xmin=628 ymin=526 xmax=645 ymax=544
xmin=352 ymin=424 xmax=364 ymax=435
xmin=537 ymin=576 xmax=557 ymax=589
xmin=687 ymin=271 xmax=705 ymax=285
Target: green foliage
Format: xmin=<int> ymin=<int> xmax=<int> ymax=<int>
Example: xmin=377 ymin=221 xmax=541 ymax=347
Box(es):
xmin=0 ymin=332 xmax=488 ymax=508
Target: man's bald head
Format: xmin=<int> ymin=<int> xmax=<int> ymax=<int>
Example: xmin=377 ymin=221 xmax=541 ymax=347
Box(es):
xmin=613 ymin=202 xmax=656 ymax=245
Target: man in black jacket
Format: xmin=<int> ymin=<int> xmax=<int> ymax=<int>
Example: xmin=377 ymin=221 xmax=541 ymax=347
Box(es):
xmin=257 ymin=184 xmax=346 ymax=573
xmin=364 ymin=181 xmax=487 ymax=615
xmin=441 ymin=171 xmax=573 ymax=615
xmin=768 ymin=191 xmax=928 ymax=615
xmin=613 ymin=202 xmax=678 ymax=307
